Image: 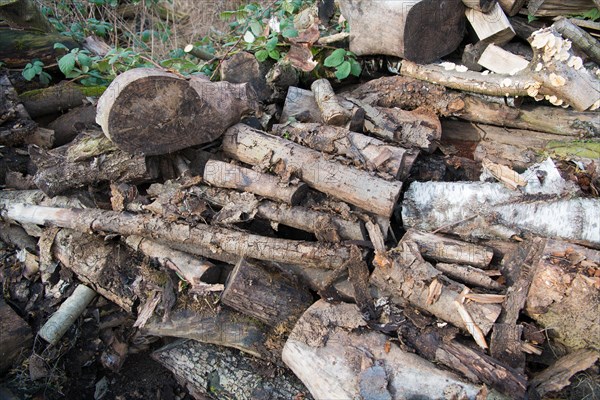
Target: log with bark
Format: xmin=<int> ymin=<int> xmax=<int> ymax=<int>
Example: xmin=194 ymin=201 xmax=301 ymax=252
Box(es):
xmin=528 ymin=0 xmax=597 ymax=16
xmin=220 ymin=51 xmax=272 ymax=102
xmin=222 ymin=123 xmax=403 ymax=217
xmin=96 ymin=68 xmax=258 ymax=155
xmin=337 ymin=0 xmax=466 ymax=63
xmin=310 ymin=78 xmax=351 ymax=126
xmin=282 ymin=300 xmax=482 ymax=399
xmin=553 ymin=17 xmax=600 ymax=65
xmin=0 ymin=298 xmax=33 ymax=374
xmin=271 ymin=122 xmax=418 ymax=180
xmin=498 ymin=0 xmax=527 ymax=16
xmin=47 ymin=104 xmax=98 ymax=147
xmin=19 ymin=83 xmax=106 ymax=118
xmin=0 ymin=29 xmax=78 ymax=68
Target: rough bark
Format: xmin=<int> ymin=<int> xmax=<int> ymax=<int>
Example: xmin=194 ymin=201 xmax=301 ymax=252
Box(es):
xmin=498 ymin=0 xmax=527 ymax=16
xmin=466 ymin=3 xmax=515 ymax=45
xmin=222 ymin=123 xmax=403 ymax=217
xmin=310 ymin=79 xmax=351 ymax=126
xmin=220 ymin=51 xmax=272 ymax=102
xmin=435 ymin=263 xmax=503 ymax=290
xmin=337 ymin=0 xmax=466 ymax=63
xmin=221 ymin=259 xmax=313 ymax=327
xmin=203 ymin=159 xmax=308 ymax=205
xmin=153 ymin=339 xmax=311 ymax=400
xmin=461 ymin=41 xmax=488 ymax=72
xmin=462 ymin=0 xmax=497 ymax=13
xmin=19 ymin=83 xmax=106 ymax=118
xmin=0 ymin=222 xmax=37 ymax=251
xmin=553 ymin=17 xmax=600 ymax=65
xmin=47 ymin=104 xmax=98 ymax=147
xmin=0 ymin=0 xmax=55 ymax=32
xmin=0 ymin=29 xmax=78 ymax=68
xmin=0 ymin=298 xmax=33 ymax=374
xmin=0 ymin=75 xmax=37 ymax=146
xmin=96 ymin=68 xmax=257 ymax=155
xmin=282 ymin=300 xmax=482 ymax=399
xmin=528 ymin=0 xmax=597 ymax=16
xmin=370 ymin=241 xmax=502 ymax=335
xmin=272 ymin=122 xmax=417 ymax=180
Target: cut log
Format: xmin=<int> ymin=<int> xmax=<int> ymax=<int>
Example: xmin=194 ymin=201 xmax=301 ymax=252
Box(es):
xmin=0 ymin=298 xmax=33 ymax=373
xmin=402 ymin=181 xmax=600 ymax=244
xmin=47 ymin=104 xmax=98 ymax=147
xmin=29 ymin=131 xmax=158 ymax=197
xmin=0 ymin=29 xmax=78 ymax=68
xmin=0 ymin=0 xmax=55 ymax=32
xmin=462 ymin=0 xmax=497 ymax=13
xmin=153 ymin=339 xmax=311 ymax=400
xmin=221 ymin=259 xmax=313 ymax=327
xmin=466 ymin=3 xmax=515 ymax=45
xmin=96 ymin=68 xmax=257 ymax=155
xmin=435 ymin=263 xmax=503 ymax=290
xmin=310 ymin=79 xmax=351 ymax=126
xmin=82 ymin=35 xmax=111 ymax=57
xmin=222 ymin=124 xmax=403 ymax=217
xmin=477 ymin=44 xmax=530 ymax=74
xmin=184 ymin=44 xmax=213 ymax=61
xmin=528 ymin=0 xmax=597 ymax=16
xmin=402 ymin=229 xmax=494 ymax=268
xmin=525 ymin=239 xmax=600 ymax=350
xmin=20 ymin=83 xmax=106 ymax=118
xmin=220 ymin=51 xmax=272 ymax=102
xmin=338 ymin=0 xmax=466 ymax=63
xmin=203 ymin=159 xmax=308 ymax=205
xmin=271 ymin=122 xmax=418 ymax=180
xmin=282 ymin=300 xmax=482 ymax=399
xmin=553 ymin=17 xmax=600 ymax=65
xmin=461 ymin=41 xmax=489 ymax=71
xmin=1 ymin=204 xmax=353 ymax=269
xmin=498 ymin=0 xmax=527 ymax=15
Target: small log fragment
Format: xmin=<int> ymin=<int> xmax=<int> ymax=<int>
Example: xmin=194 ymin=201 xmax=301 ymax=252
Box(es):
xmin=553 ymin=17 xmax=600 ymax=65
xmin=0 ymin=75 xmax=37 ymax=147
xmin=153 ymin=340 xmax=311 ymax=400
xmin=82 ymin=35 xmax=111 ymax=56
xmin=222 ymin=124 xmax=403 ymax=217
xmin=221 ymin=259 xmax=313 ymax=327
xmin=435 ymin=263 xmax=503 ymax=290
xmin=310 ymin=79 xmax=351 ymax=126
xmin=462 ymin=0 xmax=497 ymax=12
xmin=47 ymin=105 xmax=98 ymax=147
xmin=0 ymin=0 xmax=55 ymax=32
xmin=478 ymin=44 xmax=530 ymax=74
xmin=96 ymin=68 xmax=257 ymax=155
xmin=403 ymin=229 xmax=494 ymax=268
xmin=462 ymin=41 xmax=489 ymax=71
xmin=220 ymin=51 xmax=272 ymax=101
xmin=203 ymin=159 xmax=307 ymax=205
xmin=282 ymin=300 xmax=481 ymax=399
xmin=338 ymin=0 xmax=466 ymax=63
xmin=184 ymin=44 xmax=213 ymax=61
xmin=528 ymin=0 xmax=597 ymax=17
xmin=466 ymin=3 xmax=515 ymax=45
xmin=0 ymin=222 xmax=37 ymax=252
xmin=370 ymin=241 xmax=502 ymax=335
xmin=20 ymin=83 xmax=106 ymax=118
xmin=38 ymin=284 xmax=96 ymax=345
xmin=0 ymin=298 xmax=33 ymax=373
xmin=272 ymin=122 xmax=418 ymax=180
xmin=498 ymin=0 xmax=527 ymax=16
xmin=531 ymin=349 xmax=600 ymax=397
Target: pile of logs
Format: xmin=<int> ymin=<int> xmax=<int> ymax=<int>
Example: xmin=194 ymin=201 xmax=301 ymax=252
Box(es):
xmin=1 ymin=0 xmax=600 ymax=399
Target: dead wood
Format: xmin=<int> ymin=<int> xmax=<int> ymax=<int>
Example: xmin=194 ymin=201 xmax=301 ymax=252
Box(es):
xmin=0 ymin=75 xmax=37 ymax=146
xmin=310 ymin=79 xmax=351 ymax=126
xmin=478 ymin=44 xmax=530 ymax=74
xmin=435 ymin=263 xmax=503 ymax=290
xmin=498 ymin=0 xmax=527 ymax=16
xmin=0 ymin=0 xmax=56 ymax=32
xmin=282 ymin=300 xmax=481 ymax=399
xmin=553 ymin=17 xmax=600 ymax=65
xmin=0 ymin=29 xmax=78 ymax=68
xmin=528 ymin=0 xmax=597 ymax=16
xmin=0 ymin=222 xmax=37 ymax=252
xmin=203 ymin=159 xmax=308 ymax=205
xmin=19 ymin=83 xmax=105 ymax=118
xmin=47 ymin=105 xmax=98 ymax=147
xmin=530 ymin=349 xmax=600 ymax=396
xmin=96 ymin=68 xmax=257 ymax=155
xmin=0 ymin=298 xmax=33 ymax=374
xmin=466 ymin=3 xmax=515 ymax=45
xmin=222 ymin=123 xmax=403 ymax=217
xmin=220 ymin=51 xmax=272 ymax=102
xmin=462 ymin=0 xmax=497 ymax=12
xmin=153 ymin=339 xmax=311 ymax=400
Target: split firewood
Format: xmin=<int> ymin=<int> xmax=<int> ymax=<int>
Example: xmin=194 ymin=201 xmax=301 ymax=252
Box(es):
xmin=0 ymin=75 xmax=37 ymax=147
xmin=477 ymin=44 xmax=530 ymax=74
xmin=153 ymin=339 xmax=312 ymax=400
xmin=498 ymin=0 xmax=527 ymax=15
xmin=96 ymin=68 xmax=257 ymax=155
xmin=337 ymin=0 xmax=466 ymax=63
xmin=526 ymin=239 xmax=600 ymax=350
xmin=402 ymin=181 xmax=600 ymax=244
xmin=221 ymin=259 xmax=313 ymax=328
xmin=403 ymin=229 xmax=494 ymax=268
xmin=222 ymin=124 xmax=403 ymax=217
xmin=38 ymin=284 xmax=97 ymax=345
xmin=1 ymin=204 xmax=353 ymax=269
xmin=29 ymin=131 xmax=158 ymax=197
xmin=282 ymin=300 xmax=482 ymax=399
xmin=553 ymin=17 xmax=600 ymax=65
xmin=466 ymin=2 xmax=515 ymax=45
xmin=203 ymin=159 xmax=308 ymax=205
xmin=0 ymin=298 xmax=33 ymax=374
xmin=370 ymin=241 xmax=502 ymax=335
xmin=310 ymin=79 xmax=351 ymax=126
xmin=528 ymin=0 xmax=597 ymax=17
xmin=272 ymin=122 xmax=418 ymax=180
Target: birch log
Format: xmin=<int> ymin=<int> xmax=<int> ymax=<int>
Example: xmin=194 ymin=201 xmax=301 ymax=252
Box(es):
xmin=282 ymin=300 xmax=482 ymax=399
xmin=222 ymin=124 xmax=403 ymax=217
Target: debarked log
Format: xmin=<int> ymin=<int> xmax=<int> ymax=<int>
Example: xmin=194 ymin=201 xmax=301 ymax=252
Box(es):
xmin=1 ymin=204 xmax=353 ymax=269
xmin=310 ymin=79 xmax=351 ymax=126
xmin=222 ymin=123 xmax=403 ymax=217
xmin=271 ymin=122 xmax=418 ymax=180
xmin=282 ymin=300 xmax=482 ymax=399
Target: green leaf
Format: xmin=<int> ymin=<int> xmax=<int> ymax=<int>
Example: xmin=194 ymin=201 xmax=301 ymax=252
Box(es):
xmin=22 ymin=64 xmax=36 ymax=81
xmin=281 ymin=27 xmax=298 ymax=38
xmin=77 ymin=53 xmax=93 ymax=67
xmin=324 ymin=48 xmax=346 ymax=67
xmin=250 ymin=20 xmax=262 ymax=36
xmin=579 ymin=8 xmax=600 ymax=21
xmin=54 ymin=42 xmax=69 ymax=50
xmin=335 ymin=61 xmax=351 ymax=80
xmin=58 ymin=53 xmax=76 ymax=75
xmin=39 ymin=72 xmax=51 ymax=85
xmin=349 ymin=59 xmax=361 ymax=77
xmin=269 ymin=49 xmax=280 ymax=60
xmin=255 ymin=49 xmax=269 ymax=62
xmin=266 ymin=36 xmax=278 ymax=52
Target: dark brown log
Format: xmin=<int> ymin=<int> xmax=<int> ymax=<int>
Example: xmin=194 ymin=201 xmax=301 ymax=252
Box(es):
xmin=203 ymin=160 xmax=308 ymax=205
xmin=466 ymin=3 xmax=515 ymax=45
xmin=272 ymin=122 xmax=418 ymax=180
xmin=528 ymin=0 xmax=596 ymax=16
xmin=0 ymin=0 xmax=55 ymax=32
xmin=153 ymin=340 xmax=311 ymax=400
xmin=461 ymin=41 xmax=489 ymax=72
xmin=222 ymin=124 xmax=403 ymax=217
xmin=221 ymin=259 xmax=313 ymax=327
xmin=463 ymin=0 xmax=497 ymax=12
xmin=96 ymin=68 xmax=257 ymax=155
xmin=47 ymin=104 xmax=98 ymax=147
xmin=20 ymin=83 xmax=106 ymax=118
xmin=220 ymin=51 xmax=272 ymax=102
xmin=0 ymin=298 xmax=32 ymax=374
xmin=0 ymin=222 xmax=37 ymax=251
xmin=337 ymin=0 xmax=466 ymax=63
xmin=29 ymin=131 xmax=158 ymax=197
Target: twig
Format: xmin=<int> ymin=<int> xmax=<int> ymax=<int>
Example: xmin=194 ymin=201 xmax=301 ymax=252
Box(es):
xmin=431 ymin=214 xmax=478 ymax=234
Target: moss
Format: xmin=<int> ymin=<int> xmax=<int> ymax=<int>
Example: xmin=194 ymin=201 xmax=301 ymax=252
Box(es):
xmin=547 ymin=140 xmax=600 ymax=159
xmin=19 ymin=84 xmax=107 ymax=100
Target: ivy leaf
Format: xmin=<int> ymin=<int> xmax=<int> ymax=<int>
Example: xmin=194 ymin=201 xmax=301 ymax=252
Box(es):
xmin=255 ymin=49 xmax=269 ymax=62
xmin=58 ymin=53 xmax=76 ymax=75
xmin=349 ymin=58 xmax=362 ymax=77
xmin=324 ymin=48 xmax=346 ymax=68
xmin=269 ymin=49 xmax=280 ymax=60
xmin=22 ymin=64 xmax=36 ymax=81
xmin=335 ymin=61 xmax=351 ymax=80
xmin=266 ymin=36 xmax=278 ymax=52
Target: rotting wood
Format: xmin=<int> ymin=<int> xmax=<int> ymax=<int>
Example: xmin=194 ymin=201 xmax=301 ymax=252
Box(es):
xmin=96 ymin=68 xmax=257 ymax=155
xmin=0 ymin=75 xmax=37 ymax=147
xmin=553 ymin=17 xmax=600 ymax=65
xmin=528 ymin=0 xmax=597 ymax=17
xmin=0 ymin=0 xmax=56 ymax=32
xmin=221 ymin=258 xmax=313 ymax=327
xmin=462 ymin=41 xmax=488 ymax=71
xmin=47 ymin=105 xmax=98 ymax=147
xmin=19 ymin=83 xmax=106 ymax=118
xmin=466 ymin=2 xmax=515 ymax=45
xmin=222 ymin=123 xmax=403 ymax=217
xmin=203 ymin=159 xmax=308 ymax=205
xmin=282 ymin=300 xmax=482 ymax=399
xmin=0 ymin=29 xmax=78 ymax=68
xmin=310 ymin=79 xmax=351 ymax=126
xmin=0 ymin=298 xmax=33 ymax=374
xmin=462 ymin=0 xmax=497 ymax=12
xmin=220 ymin=51 xmax=272 ymax=102
xmin=153 ymin=339 xmax=312 ymax=400
xmin=435 ymin=263 xmax=503 ymax=290
xmin=272 ymin=122 xmax=418 ymax=180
